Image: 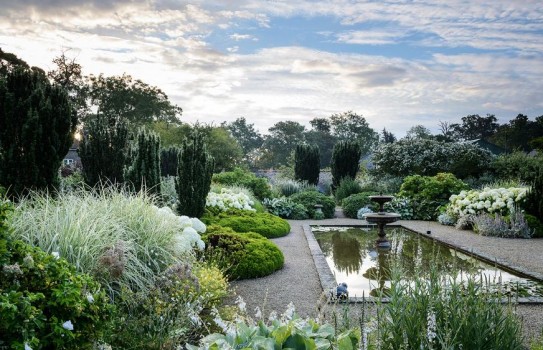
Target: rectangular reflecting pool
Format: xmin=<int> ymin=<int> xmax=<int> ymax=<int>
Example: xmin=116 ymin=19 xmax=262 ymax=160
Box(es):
xmin=311 ymin=226 xmax=543 ymax=299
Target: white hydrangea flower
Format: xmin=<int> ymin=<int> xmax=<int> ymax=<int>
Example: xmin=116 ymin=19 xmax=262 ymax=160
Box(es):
xmin=191 ymin=218 xmax=206 ymax=233
xmin=62 ymin=320 xmax=74 ymax=331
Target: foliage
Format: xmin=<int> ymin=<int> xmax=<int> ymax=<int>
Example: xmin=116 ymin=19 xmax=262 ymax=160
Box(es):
xmin=108 ymin=263 xmax=206 ymax=349
xmin=491 ymin=151 xmax=543 ymax=182
xmin=522 ymin=166 xmax=543 ymax=222
xmin=490 ymin=114 xmax=543 ymax=152
xmin=357 ymin=207 xmax=374 ymax=219
xmin=212 ymin=167 xmax=272 ymax=200
xmin=294 ymin=143 xmax=320 ymax=185
xmin=188 ymin=302 xmax=360 ymax=349
xmin=1 ymin=200 xmax=112 ymax=349
xmin=335 ymin=177 xmax=363 ymax=204
xmin=85 ymin=73 xmax=182 ymax=127
xmin=202 ymin=225 xmax=284 ymax=280
xmin=79 ymin=117 xmax=130 ymax=186
xmin=206 ymin=188 xmax=256 ymax=212
xmin=204 ymin=210 xmax=290 ymax=239
xmin=329 ymin=111 xmax=379 ymax=156
xmin=396 ymin=173 xmax=468 ymax=220
xmin=223 ymin=117 xmax=263 ymax=166
xmin=437 ymin=213 xmax=456 ymax=226
xmin=160 ymin=175 xmax=178 ymax=208
xmin=59 ymin=170 xmax=85 ymax=193
xmin=524 ymin=214 xmax=543 ymax=238
xmin=124 ymin=128 xmax=161 ymax=195
xmin=290 ymin=191 xmax=336 ymax=219
xmin=263 ymin=197 xmax=309 ymax=220
xmin=372 ymin=138 xmax=494 ymax=178
xmin=331 ymin=140 xmax=361 ymax=190
xmin=160 ymin=146 xmax=180 ymax=177
xmin=176 ymin=130 xmax=215 ymax=218
xmin=447 ymin=186 xmax=528 ymax=219
xmin=383 ymin=197 xmax=415 ymax=220
xmin=472 ymin=212 xmax=533 ymax=238
xmin=258 ymin=121 xmax=306 ymax=168
xmin=203 ymin=126 xmax=243 ymax=172
xmin=376 ymin=266 xmax=525 ymax=350
xmin=341 ymin=192 xmax=377 ymax=219
xmin=306 ymin=117 xmax=337 ymax=168
xmin=0 ymin=67 xmax=77 ymax=198
xmin=450 ymin=113 xmax=500 ymax=141
xmin=9 ymin=187 xmax=205 ymax=296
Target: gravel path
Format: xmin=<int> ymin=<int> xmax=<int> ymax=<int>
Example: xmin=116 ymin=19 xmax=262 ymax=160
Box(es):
xmin=228 ymin=216 xmax=543 ymax=342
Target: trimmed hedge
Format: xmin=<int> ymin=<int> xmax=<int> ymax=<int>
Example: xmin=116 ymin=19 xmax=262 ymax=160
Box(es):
xmin=212 ymin=168 xmax=272 ymax=200
xmin=203 ymin=210 xmax=290 ymax=238
xmin=342 ymin=192 xmax=378 ymax=218
xmin=202 ymin=225 xmax=284 ymax=280
xmin=289 ymin=191 xmax=335 ymax=219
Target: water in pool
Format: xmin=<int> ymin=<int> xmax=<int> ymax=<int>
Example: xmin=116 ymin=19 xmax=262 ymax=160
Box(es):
xmin=312 ymin=226 xmax=543 ymax=298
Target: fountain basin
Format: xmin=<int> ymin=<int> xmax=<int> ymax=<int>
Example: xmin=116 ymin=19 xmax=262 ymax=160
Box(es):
xmin=364 ymin=213 xmax=401 ymax=224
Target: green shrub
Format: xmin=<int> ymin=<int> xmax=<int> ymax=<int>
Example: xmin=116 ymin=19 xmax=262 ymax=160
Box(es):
xmin=202 ymin=226 xmax=284 ymax=280
xmin=334 ymin=177 xmax=363 ymax=203
xmin=294 ymin=143 xmax=320 ymax=185
xmin=290 ymin=190 xmax=336 ymax=219
xmin=263 ymin=197 xmax=309 ymax=220
xmin=331 ymin=140 xmax=361 ymax=190
xmin=204 ymin=210 xmax=290 ymax=238
xmin=342 ymin=192 xmax=378 ymax=218
xmin=124 ymin=128 xmax=162 ymax=196
xmin=1 ymin=201 xmax=113 ymax=349
xmin=271 ymin=178 xmax=317 ymax=197
xmin=212 ymin=168 xmax=272 ymax=200
xmin=398 ymin=173 xmax=469 ymax=220
xmin=492 ymin=151 xmax=543 ymax=182
xmin=525 ymin=214 xmax=543 ymax=238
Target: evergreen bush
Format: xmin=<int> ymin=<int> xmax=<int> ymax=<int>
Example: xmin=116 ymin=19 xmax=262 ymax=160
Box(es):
xmin=176 ymin=131 xmax=215 ymax=218
xmin=125 ymin=128 xmax=161 ymax=195
xmin=0 ymin=67 xmax=77 ymax=198
xmin=204 ymin=210 xmax=290 ymax=238
xmin=331 ymin=140 xmax=361 ymax=190
xmin=202 ymin=225 xmax=284 ymax=280
xmin=294 ymin=143 xmax=320 ymax=185
xmin=160 ymin=146 xmax=180 ymax=177
xmin=79 ymin=117 xmax=130 ymax=186
xmin=290 ymin=191 xmax=335 ymax=219
xmin=523 ymin=167 xmax=543 ymax=223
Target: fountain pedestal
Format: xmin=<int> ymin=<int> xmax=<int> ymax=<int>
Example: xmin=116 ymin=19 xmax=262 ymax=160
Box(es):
xmin=364 ymin=195 xmax=400 ymax=249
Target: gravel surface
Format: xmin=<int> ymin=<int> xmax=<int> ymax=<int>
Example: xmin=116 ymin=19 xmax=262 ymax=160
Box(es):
xmin=228 ymin=215 xmax=543 ymax=342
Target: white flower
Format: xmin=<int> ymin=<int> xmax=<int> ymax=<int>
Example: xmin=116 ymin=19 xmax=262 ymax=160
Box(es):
xmin=191 ymin=218 xmax=206 ymax=233
xmin=86 ymin=293 xmax=94 ymax=303
xmin=62 ymin=320 xmax=74 ymax=331
xmin=235 ymin=296 xmax=246 ymax=312
xmin=24 ymin=343 xmax=32 ymax=350
xmin=52 ymin=251 xmax=60 ymax=259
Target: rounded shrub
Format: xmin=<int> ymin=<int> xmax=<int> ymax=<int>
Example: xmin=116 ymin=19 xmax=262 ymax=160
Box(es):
xmin=1 ymin=201 xmax=112 ymax=349
xmin=290 ymin=190 xmax=336 ymax=219
xmin=342 ymin=192 xmax=378 ymax=218
xmin=203 ymin=210 xmax=290 ymax=238
xmin=202 ymin=226 xmax=284 ymax=280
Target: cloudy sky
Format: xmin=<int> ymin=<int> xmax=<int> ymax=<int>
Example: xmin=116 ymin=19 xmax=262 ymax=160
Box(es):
xmin=1 ymin=0 xmax=542 ymax=136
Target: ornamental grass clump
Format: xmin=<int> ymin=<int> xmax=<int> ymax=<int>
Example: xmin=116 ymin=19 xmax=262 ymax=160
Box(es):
xmin=9 ymin=186 xmax=206 ymax=295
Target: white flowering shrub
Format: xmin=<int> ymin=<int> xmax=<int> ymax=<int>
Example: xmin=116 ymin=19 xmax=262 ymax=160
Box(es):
xmin=206 ymin=188 xmax=256 ymax=212
xmin=372 ymin=139 xmax=493 ymax=178
xmin=447 ymin=187 xmax=527 ymax=218
xmin=357 ymin=207 xmax=374 ymax=220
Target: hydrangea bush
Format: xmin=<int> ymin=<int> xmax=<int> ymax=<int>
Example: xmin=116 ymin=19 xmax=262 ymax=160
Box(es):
xmin=206 ymin=188 xmax=255 ymax=212
xmin=448 ymin=187 xmax=528 ymax=218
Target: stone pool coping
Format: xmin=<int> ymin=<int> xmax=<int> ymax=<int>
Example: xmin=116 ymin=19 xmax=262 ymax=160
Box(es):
xmin=303 ymin=222 xmax=543 ymax=304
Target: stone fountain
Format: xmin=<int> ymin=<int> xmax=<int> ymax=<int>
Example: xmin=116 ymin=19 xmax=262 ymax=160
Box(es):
xmin=364 ymin=194 xmax=400 ymax=248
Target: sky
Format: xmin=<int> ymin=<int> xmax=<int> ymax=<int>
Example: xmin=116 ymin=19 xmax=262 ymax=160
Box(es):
xmin=1 ymin=0 xmax=543 ymax=137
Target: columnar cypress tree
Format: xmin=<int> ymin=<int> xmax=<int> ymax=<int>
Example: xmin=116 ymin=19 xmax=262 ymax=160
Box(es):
xmin=175 ymin=131 xmax=214 ymax=218
xmin=294 ymin=143 xmax=320 ymax=185
xmin=125 ymin=128 xmax=161 ymax=195
xmin=160 ymin=146 xmax=180 ymax=177
xmin=78 ymin=117 xmax=130 ymax=186
xmin=330 ymin=140 xmax=361 ymax=191
xmin=0 ymin=68 xmax=76 ymax=198
xmin=524 ymin=167 xmax=543 ymax=220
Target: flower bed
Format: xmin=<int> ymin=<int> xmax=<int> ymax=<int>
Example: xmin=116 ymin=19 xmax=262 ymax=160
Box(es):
xmin=206 ymin=188 xmax=255 ymax=212
xmin=448 ymin=187 xmax=527 ymax=217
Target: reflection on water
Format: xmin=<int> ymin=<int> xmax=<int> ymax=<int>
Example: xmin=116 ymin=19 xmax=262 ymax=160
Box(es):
xmin=312 ymin=226 xmax=543 ymax=298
